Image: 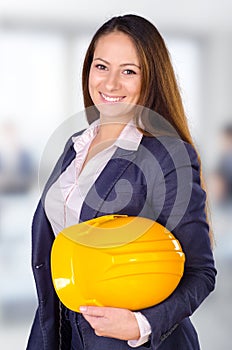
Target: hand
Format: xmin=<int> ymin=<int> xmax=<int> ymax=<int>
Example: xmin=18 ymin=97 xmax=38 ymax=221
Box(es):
xmin=80 ymin=306 xmax=140 ymax=340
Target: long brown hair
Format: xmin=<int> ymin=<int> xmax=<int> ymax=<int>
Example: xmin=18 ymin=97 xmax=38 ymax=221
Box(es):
xmin=82 ymin=15 xmax=192 ymax=142
xmin=82 ymin=14 xmax=214 ymax=245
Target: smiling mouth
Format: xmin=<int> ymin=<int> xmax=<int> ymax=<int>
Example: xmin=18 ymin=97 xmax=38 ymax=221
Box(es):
xmin=100 ymin=92 xmax=125 ymax=103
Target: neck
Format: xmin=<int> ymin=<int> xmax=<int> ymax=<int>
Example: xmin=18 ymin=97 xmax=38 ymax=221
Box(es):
xmin=97 ymin=119 xmax=128 ymax=141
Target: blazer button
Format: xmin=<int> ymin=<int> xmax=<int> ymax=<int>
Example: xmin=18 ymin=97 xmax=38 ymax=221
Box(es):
xmin=35 ymin=263 xmax=44 ymax=269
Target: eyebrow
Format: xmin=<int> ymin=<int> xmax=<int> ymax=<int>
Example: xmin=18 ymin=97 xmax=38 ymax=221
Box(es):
xmin=93 ymin=57 xmax=141 ymax=69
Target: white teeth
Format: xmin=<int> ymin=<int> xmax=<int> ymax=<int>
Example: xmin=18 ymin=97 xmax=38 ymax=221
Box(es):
xmin=101 ymin=93 xmax=124 ymax=102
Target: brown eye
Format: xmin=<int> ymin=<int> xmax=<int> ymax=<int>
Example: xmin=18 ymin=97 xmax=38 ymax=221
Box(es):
xmin=123 ymin=69 xmax=136 ymax=75
xmin=96 ymin=64 xmax=107 ymax=70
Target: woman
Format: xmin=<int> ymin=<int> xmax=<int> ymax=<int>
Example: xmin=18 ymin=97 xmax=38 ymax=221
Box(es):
xmin=27 ymin=14 xmax=216 ymax=349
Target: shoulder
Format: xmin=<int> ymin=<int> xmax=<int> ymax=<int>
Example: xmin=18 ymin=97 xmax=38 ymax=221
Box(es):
xmin=140 ymin=135 xmax=199 ymax=170
xmin=64 ymin=128 xmax=86 ymax=151
xmin=41 ymin=128 xmax=86 ymax=201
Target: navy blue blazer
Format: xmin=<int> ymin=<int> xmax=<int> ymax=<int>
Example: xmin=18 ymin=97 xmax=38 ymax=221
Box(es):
xmin=26 ymin=131 xmax=216 ymax=350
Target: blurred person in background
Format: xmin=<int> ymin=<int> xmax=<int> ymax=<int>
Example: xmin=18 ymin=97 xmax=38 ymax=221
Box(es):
xmin=207 ymin=123 xmax=232 ymax=259
xmin=26 ymin=14 xmax=216 ymax=350
xmin=209 ymin=123 xmax=232 ymax=207
xmin=0 ymin=120 xmax=35 ymax=194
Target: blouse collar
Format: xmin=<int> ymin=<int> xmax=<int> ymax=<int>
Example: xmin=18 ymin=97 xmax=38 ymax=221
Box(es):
xmin=72 ymin=118 xmax=143 ymax=153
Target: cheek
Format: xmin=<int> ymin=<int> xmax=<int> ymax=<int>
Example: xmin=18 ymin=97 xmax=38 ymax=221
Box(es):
xmin=136 ymin=83 xmax=142 ymax=96
xmin=129 ymin=80 xmax=142 ymax=99
xmin=88 ymin=70 xmax=102 ymax=94
xmin=127 ymin=76 xmax=141 ymax=92
xmin=88 ymin=71 xmax=97 ymax=101
xmin=88 ymin=69 xmax=94 ymax=90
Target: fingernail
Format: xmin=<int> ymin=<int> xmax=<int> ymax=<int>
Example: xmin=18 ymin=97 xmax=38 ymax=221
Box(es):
xmin=79 ymin=306 xmax=87 ymax=312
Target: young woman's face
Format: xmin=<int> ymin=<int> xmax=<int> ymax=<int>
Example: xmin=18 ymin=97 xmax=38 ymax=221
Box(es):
xmin=88 ymin=31 xmax=142 ymax=115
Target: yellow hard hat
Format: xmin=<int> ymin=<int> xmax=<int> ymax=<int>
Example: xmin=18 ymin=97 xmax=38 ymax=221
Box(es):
xmin=51 ymin=215 xmax=185 ymax=312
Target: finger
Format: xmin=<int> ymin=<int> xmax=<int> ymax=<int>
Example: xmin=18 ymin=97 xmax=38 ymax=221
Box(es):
xmin=82 ymin=314 xmax=99 ymax=326
xmin=79 ymin=306 xmax=106 ymax=317
xmin=94 ymin=330 xmax=104 ymax=337
xmin=82 ymin=314 xmax=106 ymax=334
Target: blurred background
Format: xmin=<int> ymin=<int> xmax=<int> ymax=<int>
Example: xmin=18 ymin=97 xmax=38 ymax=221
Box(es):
xmin=0 ymin=1 xmax=232 ymax=349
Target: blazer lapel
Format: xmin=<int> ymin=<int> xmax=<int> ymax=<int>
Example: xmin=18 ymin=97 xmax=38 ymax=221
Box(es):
xmin=79 ymin=147 xmax=137 ymax=221
xmin=41 ymin=140 xmax=76 ymax=205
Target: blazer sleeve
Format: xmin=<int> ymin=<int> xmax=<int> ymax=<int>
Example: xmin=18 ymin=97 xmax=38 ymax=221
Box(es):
xmin=140 ymin=141 xmax=217 ymax=349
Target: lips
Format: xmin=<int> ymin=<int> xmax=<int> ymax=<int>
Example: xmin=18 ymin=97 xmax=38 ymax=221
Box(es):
xmin=100 ymin=92 xmax=125 ymax=103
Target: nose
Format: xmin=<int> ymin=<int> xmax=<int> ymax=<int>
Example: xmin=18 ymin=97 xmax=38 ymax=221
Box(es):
xmin=104 ymin=70 xmax=121 ymax=92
